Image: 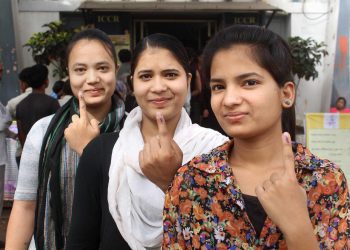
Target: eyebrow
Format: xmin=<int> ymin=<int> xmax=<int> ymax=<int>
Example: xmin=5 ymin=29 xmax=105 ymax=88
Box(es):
xmin=137 ymin=68 xmax=180 ymax=74
xmin=210 ymin=72 xmax=264 ymax=83
xmin=71 ymin=61 xmax=111 ymax=67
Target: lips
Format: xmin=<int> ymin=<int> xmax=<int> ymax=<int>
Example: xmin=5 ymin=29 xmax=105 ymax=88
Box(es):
xmin=149 ymin=97 xmax=171 ymax=105
xmin=85 ymin=88 xmax=103 ymax=96
xmin=223 ymin=111 xmax=248 ymax=122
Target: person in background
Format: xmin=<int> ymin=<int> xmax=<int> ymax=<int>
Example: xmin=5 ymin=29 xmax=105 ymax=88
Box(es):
xmin=15 ymin=64 xmax=60 ymax=148
xmin=186 ymin=48 xmax=202 ymax=124
xmin=6 ymin=67 xmax=33 ymax=119
xmin=66 ymin=33 xmax=228 ymax=250
xmin=116 ymin=49 xmax=131 ymax=83
xmin=0 ymin=63 xmax=11 ymax=248
xmin=163 ymin=25 xmax=350 ymax=249
xmin=330 ymin=96 xmax=350 ymax=113
xmin=116 ymin=49 xmax=132 ymax=100
xmin=50 ymin=80 xmax=65 ymax=99
xmin=6 ymin=28 xmax=125 ymax=250
xmin=6 ymin=67 xmax=33 ymax=166
xmin=58 ymin=79 xmax=73 ymax=106
xmin=0 ymin=102 xmax=10 ymax=248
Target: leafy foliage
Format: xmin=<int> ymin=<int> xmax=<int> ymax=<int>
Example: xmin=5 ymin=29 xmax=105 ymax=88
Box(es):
xmin=288 ymin=36 xmax=328 ymax=81
xmin=25 ymin=21 xmax=75 ymax=78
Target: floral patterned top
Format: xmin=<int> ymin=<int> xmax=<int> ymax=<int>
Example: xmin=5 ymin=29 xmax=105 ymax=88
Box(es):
xmin=163 ymin=141 xmax=350 ymax=250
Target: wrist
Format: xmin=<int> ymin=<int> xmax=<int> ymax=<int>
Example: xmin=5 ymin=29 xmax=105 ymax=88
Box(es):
xmin=284 ymin=221 xmax=318 ymax=250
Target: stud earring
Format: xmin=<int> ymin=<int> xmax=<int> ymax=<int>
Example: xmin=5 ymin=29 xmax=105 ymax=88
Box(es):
xmin=284 ymin=99 xmax=292 ymax=106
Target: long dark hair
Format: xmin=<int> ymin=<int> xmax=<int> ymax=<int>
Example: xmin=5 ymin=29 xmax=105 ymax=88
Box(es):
xmin=202 ymin=25 xmax=296 ymax=140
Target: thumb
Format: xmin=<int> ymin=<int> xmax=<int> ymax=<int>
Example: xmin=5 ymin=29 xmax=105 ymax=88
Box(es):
xmin=282 ymin=132 xmax=296 ymax=177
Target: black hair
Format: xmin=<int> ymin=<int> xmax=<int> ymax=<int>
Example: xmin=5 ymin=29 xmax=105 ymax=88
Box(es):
xmin=18 ymin=67 xmax=32 ymax=82
xmin=202 ymin=25 xmax=296 ymax=140
xmin=336 ymin=97 xmax=347 ymax=106
xmin=27 ymin=64 xmax=49 ymax=89
xmin=52 ymin=80 xmax=64 ymax=94
xmin=130 ymin=33 xmax=191 ymax=81
xmin=62 ymin=79 xmax=73 ymax=96
xmin=118 ymin=49 xmax=132 ymax=63
xmin=65 ymin=28 xmax=117 ymax=69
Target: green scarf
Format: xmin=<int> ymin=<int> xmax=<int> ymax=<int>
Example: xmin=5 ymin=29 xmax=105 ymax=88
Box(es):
xmin=34 ymin=96 xmax=125 ymax=249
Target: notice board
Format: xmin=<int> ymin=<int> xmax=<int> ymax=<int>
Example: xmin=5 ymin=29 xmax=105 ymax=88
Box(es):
xmin=305 ymin=113 xmax=350 ymax=182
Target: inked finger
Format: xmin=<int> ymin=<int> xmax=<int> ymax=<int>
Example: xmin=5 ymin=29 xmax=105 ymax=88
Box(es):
xmin=282 ymin=132 xmax=296 ymax=177
xmin=156 ymin=112 xmax=172 ymax=151
xmin=78 ymin=91 xmax=88 ymax=123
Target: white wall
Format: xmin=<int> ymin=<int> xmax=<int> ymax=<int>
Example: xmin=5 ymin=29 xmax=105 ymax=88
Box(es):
xmin=291 ymin=1 xmax=339 ymax=123
xmin=16 ymin=11 xmax=60 ymax=92
xmin=266 ymin=0 xmax=340 ymax=124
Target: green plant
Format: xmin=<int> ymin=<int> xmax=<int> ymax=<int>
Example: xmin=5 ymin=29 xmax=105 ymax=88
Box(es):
xmin=288 ymin=36 xmax=328 ymax=84
xmin=25 ymin=21 xmax=75 ymax=78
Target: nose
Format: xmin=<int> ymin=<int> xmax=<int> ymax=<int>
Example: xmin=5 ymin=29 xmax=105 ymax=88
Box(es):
xmin=150 ymin=76 xmax=167 ymax=93
xmin=222 ymin=85 xmax=242 ymax=107
xmin=86 ymin=69 xmax=99 ymax=84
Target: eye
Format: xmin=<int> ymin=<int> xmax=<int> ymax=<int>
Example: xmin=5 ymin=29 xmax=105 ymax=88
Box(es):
xmin=139 ymin=74 xmax=152 ymax=81
xmin=210 ymin=84 xmax=225 ymax=92
xmin=98 ymin=65 xmax=109 ymax=72
xmin=165 ymin=72 xmax=178 ymax=80
xmin=243 ymin=79 xmax=259 ymax=87
xmin=73 ymin=67 xmax=86 ymax=74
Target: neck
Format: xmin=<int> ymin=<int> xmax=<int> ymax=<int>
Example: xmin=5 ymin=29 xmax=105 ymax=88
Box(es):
xmin=86 ymin=99 xmax=112 ymax=123
xmin=229 ymin=127 xmax=285 ymax=171
xmin=32 ymin=87 xmax=45 ymax=94
xmin=141 ymin=111 xmax=181 ymax=143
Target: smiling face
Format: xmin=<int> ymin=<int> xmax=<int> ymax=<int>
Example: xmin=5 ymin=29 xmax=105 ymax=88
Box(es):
xmin=210 ymin=45 xmax=294 ymax=139
xmin=68 ymin=39 xmax=116 ymax=110
xmin=132 ymin=47 xmax=190 ymax=123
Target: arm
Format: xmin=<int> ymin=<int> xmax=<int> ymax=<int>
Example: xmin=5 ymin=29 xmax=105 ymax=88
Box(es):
xmin=5 ymin=200 xmax=36 ymax=250
xmin=317 ymin=167 xmax=350 ymax=249
xmin=255 ymin=134 xmax=318 ymax=250
xmin=16 ymin=120 xmax=26 ymax=147
xmin=66 ymin=137 xmax=103 ymax=249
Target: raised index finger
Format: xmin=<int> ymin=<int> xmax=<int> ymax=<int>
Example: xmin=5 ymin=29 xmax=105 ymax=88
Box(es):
xmin=282 ymin=132 xmax=296 ymax=177
xmin=156 ymin=112 xmax=170 ymax=138
xmin=156 ymin=112 xmax=173 ymax=149
xmin=78 ymin=91 xmax=88 ymax=123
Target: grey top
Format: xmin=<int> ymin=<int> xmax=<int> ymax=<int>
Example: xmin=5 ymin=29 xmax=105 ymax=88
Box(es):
xmin=14 ymin=115 xmax=53 ymax=200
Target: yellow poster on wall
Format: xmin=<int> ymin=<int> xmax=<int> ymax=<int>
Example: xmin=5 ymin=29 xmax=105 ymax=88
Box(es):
xmin=305 ymin=113 xmax=350 ymax=181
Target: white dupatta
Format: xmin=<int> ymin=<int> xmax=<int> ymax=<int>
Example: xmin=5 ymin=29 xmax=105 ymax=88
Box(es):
xmin=108 ymin=107 xmax=228 ymax=249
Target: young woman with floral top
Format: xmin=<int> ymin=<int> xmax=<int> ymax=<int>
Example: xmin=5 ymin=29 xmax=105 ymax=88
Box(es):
xmin=163 ymin=25 xmax=350 ymax=249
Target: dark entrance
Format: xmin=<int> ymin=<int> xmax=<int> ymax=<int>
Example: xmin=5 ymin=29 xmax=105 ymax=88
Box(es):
xmin=134 ymin=19 xmax=217 ymax=52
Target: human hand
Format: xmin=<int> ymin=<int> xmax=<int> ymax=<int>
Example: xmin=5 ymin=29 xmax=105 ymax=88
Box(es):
xmin=64 ymin=92 xmax=100 ymax=155
xmin=255 ymin=133 xmax=317 ymax=247
xmin=139 ymin=112 xmax=183 ymax=192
